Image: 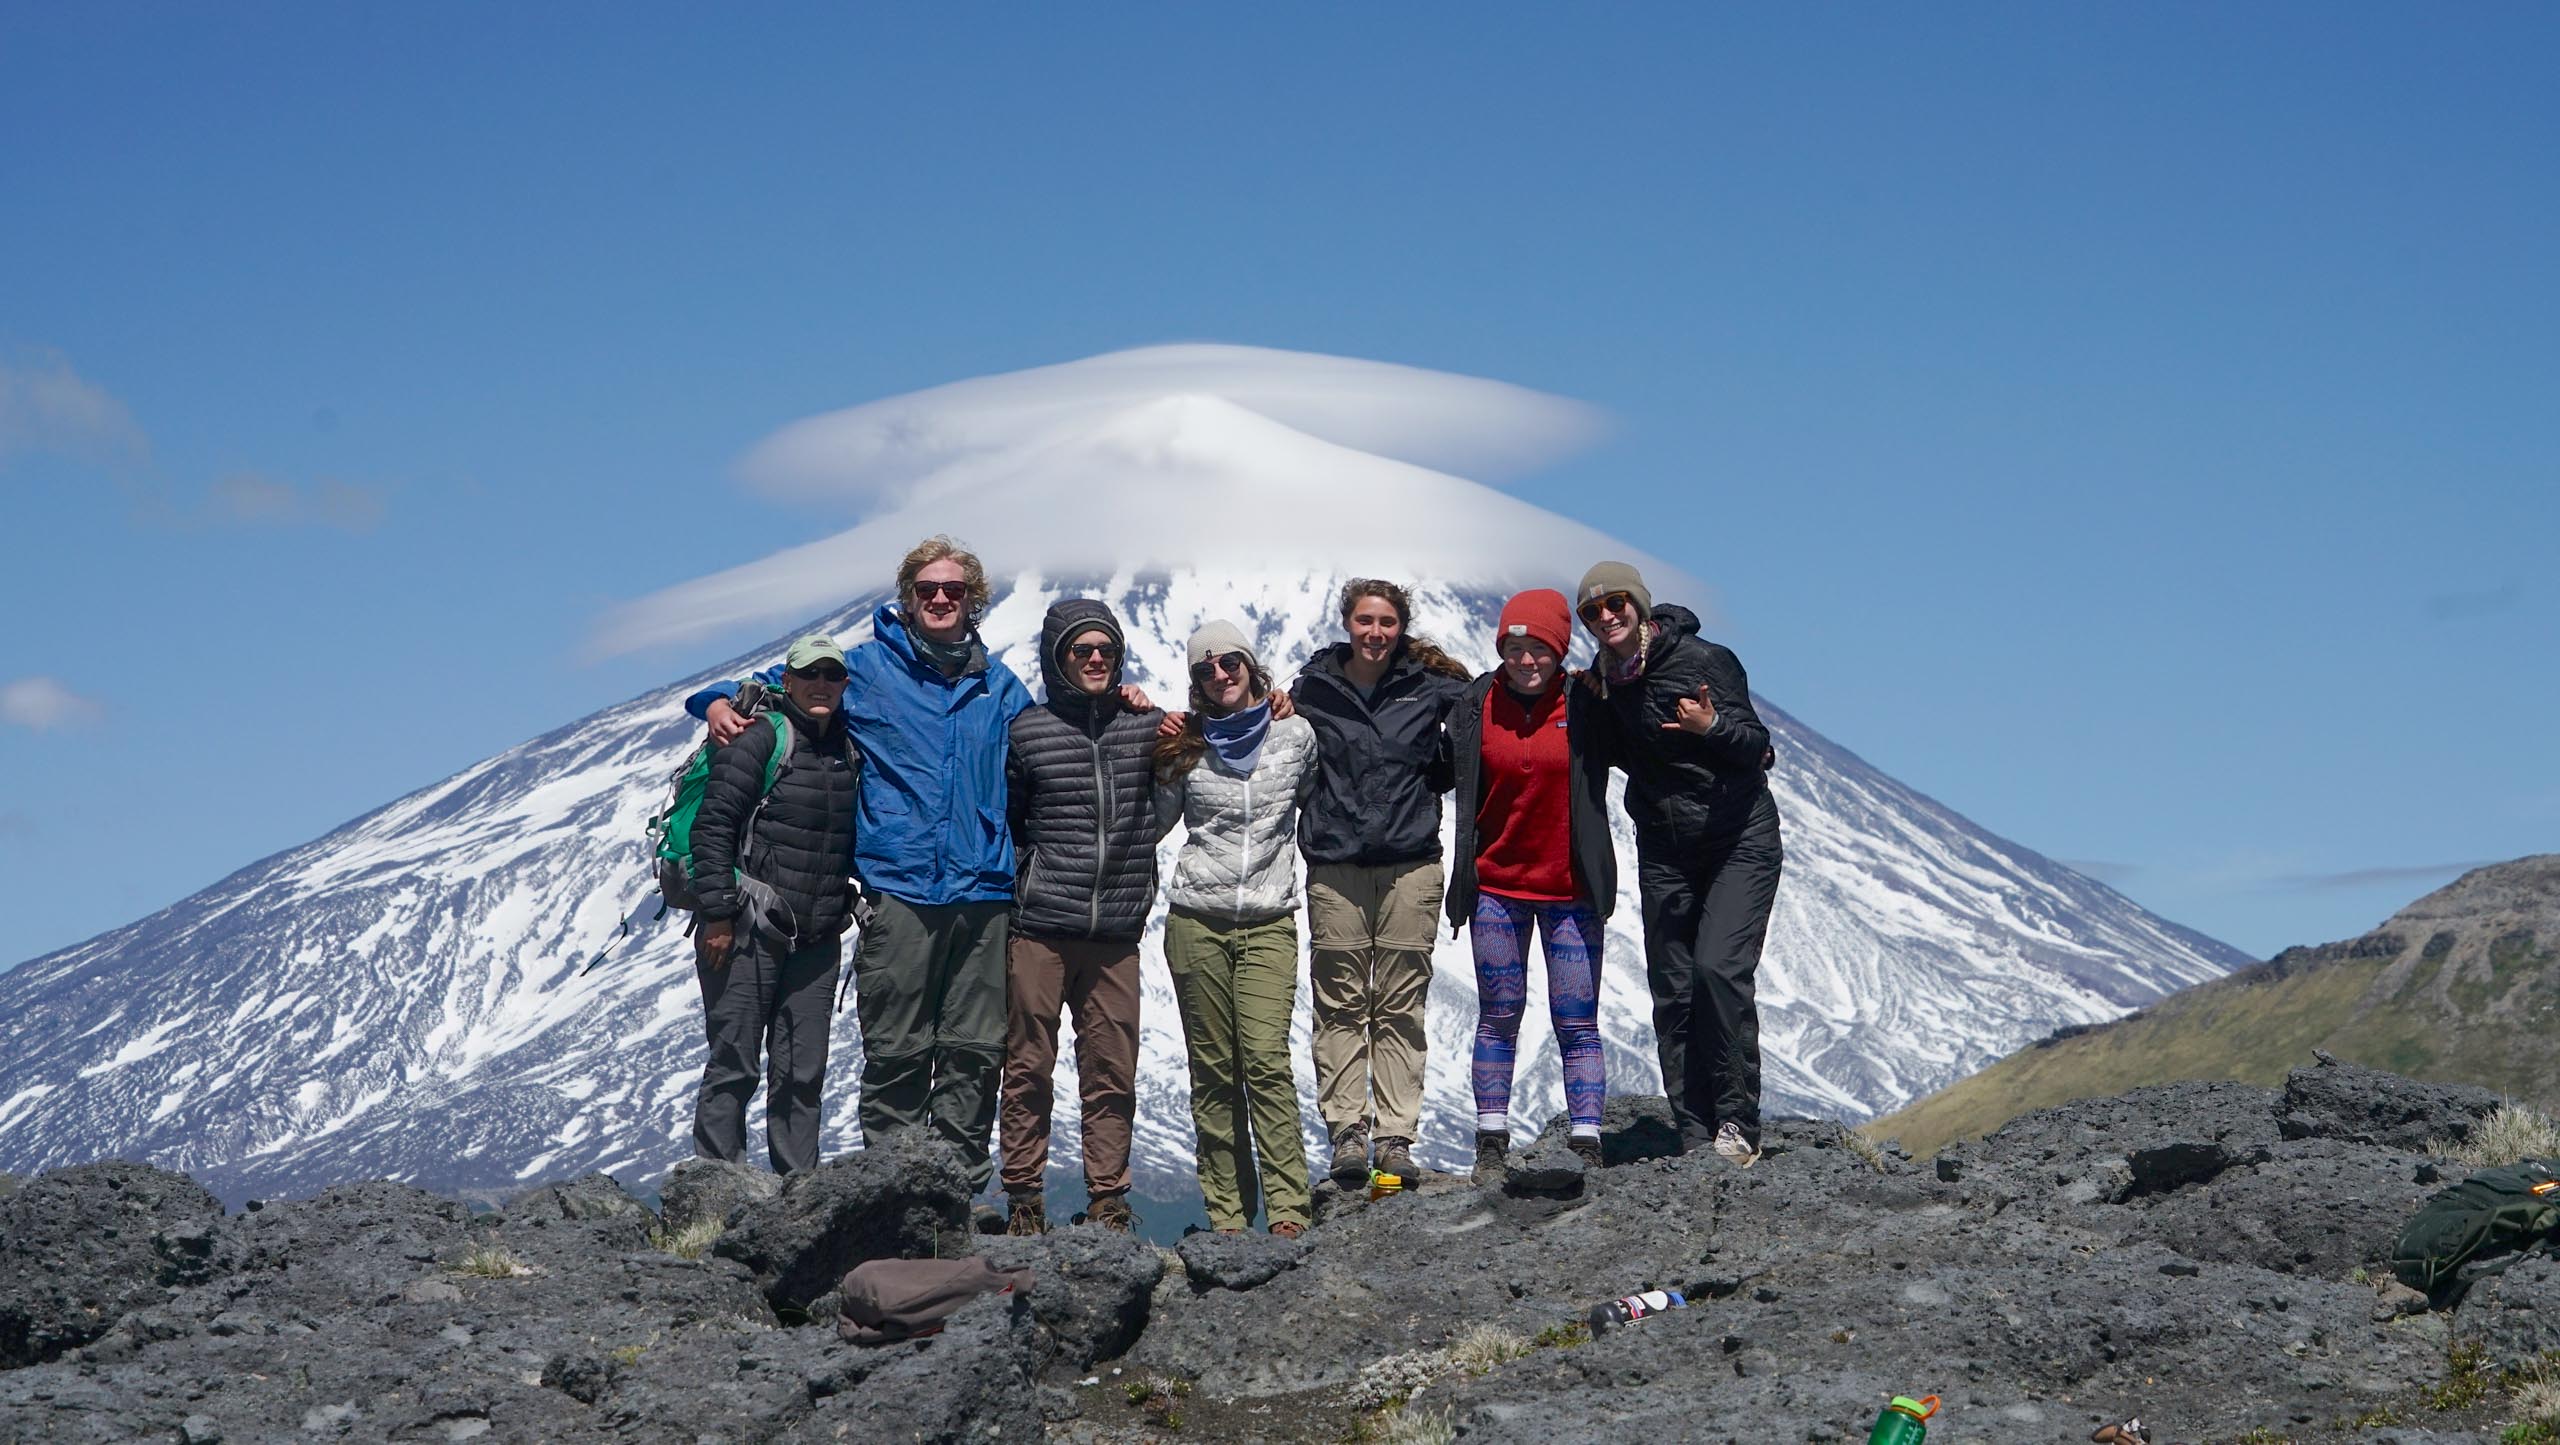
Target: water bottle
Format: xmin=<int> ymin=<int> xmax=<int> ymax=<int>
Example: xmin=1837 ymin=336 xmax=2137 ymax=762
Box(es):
xmin=1585 ymin=1287 xmax=1686 ymax=1332
xmin=1866 ymin=1395 xmax=1940 ymax=1445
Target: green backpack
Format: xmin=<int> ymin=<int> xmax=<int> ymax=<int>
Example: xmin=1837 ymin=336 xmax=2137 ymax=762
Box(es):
xmin=650 ymin=683 xmax=798 ymax=913
xmin=2390 ymin=1158 xmax=2560 ymax=1302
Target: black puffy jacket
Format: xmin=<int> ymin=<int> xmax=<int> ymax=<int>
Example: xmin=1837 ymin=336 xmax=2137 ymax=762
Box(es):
xmin=1291 ymin=643 xmax=1471 ymax=867
xmin=1445 ymin=673 xmax=1618 ymax=927
xmin=1005 ymin=600 xmax=1165 ymax=942
xmin=690 ymin=698 xmax=860 ymax=938
xmin=1584 ymin=604 xmax=1775 ymax=855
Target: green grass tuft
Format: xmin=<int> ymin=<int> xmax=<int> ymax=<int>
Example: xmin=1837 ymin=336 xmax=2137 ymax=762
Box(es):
xmin=449 ymin=1243 xmax=533 ymax=1278
xmin=647 ymin=1217 xmax=726 ymax=1260
xmin=2431 ymin=1104 xmax=2560 ymax=1168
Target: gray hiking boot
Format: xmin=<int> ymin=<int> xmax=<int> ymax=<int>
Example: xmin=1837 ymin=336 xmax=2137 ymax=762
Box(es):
xmin=1712 ymin=1122 xmax=1760 ymax=1169
xmin=1005 ymin=1193 xmax=1047 ymax=1236
xmin=1566 ymin=1134 xmax=1604 ymax=1168
xmin=1471 ymin=1130 xmax=1510 ymax=1187
xmin=1372 ymin=1135 xmax=1417 ymax=1181
xmin=1327 ymin=1121 xmax=1372 ymax=1187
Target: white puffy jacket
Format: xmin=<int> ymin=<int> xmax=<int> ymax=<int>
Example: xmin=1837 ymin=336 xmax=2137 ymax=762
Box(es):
xmin=1156 ymin=715 xmax=1319 ymax=924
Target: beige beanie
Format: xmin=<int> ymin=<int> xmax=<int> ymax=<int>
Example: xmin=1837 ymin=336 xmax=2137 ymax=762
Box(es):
xmin=1576 ymin=561 xmax=1653 ymax=619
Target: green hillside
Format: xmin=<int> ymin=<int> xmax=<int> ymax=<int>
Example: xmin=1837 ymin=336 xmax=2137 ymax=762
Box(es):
xmin=1873 ymin=855 xmax=2560 ymax=1156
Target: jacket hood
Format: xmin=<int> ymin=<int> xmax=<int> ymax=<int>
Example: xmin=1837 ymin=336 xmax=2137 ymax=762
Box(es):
xmin=1647 ymin=603 xmax=1703 ymax=656
xmin=1038 ymin=598 xmax=1126 ymax=708
xmin=873 ymin=600 xmax=987 ymax=679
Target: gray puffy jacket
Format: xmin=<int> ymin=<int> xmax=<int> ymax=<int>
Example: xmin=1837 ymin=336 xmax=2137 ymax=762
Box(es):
xmin=1155 ymin=715 xmax=1320 ymax=924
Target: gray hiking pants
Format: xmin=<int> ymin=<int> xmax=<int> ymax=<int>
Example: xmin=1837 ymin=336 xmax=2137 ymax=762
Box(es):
xmin=852 ymin=894 xmax=1010 ymax=1191
xmin=694 ymin=931 xmax=843 ymax=1175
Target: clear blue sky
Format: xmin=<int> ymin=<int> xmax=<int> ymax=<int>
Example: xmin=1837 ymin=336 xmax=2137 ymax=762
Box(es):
xmin=2 ymin=5 xmax=2552 ymax=967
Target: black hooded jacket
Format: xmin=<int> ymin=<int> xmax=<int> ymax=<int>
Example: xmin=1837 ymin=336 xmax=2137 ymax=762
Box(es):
xmin=1584 ymin=603 xmax=1776 ymax=856
xmin=690 ymin=696 xmax=860 ymax=938
xmin=1005 ymin=599 xmax=1166 ymax=942
xmin=1290 ymin=643 xmax=1472 ymax=868
xmin=1444 ymin=672 xmax=1618 ymax=927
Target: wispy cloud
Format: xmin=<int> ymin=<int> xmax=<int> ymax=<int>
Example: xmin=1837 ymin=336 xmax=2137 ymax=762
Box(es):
xmin=0 ymin=677 xmax=104 ymax=731
xmin=0 ymin=353 xmax=149 ymax=467
xmin=196 ymin=472 xmax=390 ymax=532
xmin=2260 ymin=860 xmax=2495 ymax=892
xmin=2424 ymin=582 xmax=2521 ymax=622
xmin=594 ymin=345 xmax=1662 ymax=657
xmin=2060 ymin=858 xmax=2143 ymax=886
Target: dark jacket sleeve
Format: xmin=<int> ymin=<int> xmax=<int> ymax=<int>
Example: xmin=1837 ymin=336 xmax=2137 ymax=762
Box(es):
xmin=1005 ymin=736 xmax=1035 ymax=874
xmin=683 ymin=665 xmax=786 ymax=721
xmin=1691 ymin=643 xmax=1770 ymax=769
xmin=689 ymin=721 xmax=781 ymax=922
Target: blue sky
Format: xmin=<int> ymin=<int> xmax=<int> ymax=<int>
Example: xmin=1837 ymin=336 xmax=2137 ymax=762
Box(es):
xmin=2 ymin=4 xmax=2552 ymax=967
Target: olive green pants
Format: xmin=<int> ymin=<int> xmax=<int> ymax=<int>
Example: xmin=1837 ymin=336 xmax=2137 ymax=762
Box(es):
xmin=1163 ymin=909 xmax=1311 ymax=1231
xmin=851 ymin=894 xmax=1010 ymax=1191
xmin=1306 ymin=859 xmax=1444 ymax=1142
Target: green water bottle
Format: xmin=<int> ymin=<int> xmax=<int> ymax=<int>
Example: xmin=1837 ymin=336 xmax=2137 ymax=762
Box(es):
xmin=1866 ymin=1395 xmax=1940 ymax=1445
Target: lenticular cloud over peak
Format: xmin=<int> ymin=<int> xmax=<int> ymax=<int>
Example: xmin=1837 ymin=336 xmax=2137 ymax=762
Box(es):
xmin=595 ymin=344 xmax=1661 ymax=657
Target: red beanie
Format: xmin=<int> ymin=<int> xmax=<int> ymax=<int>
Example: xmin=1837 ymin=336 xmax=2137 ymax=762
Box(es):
xmin=1495 ymin=589 xmax=1571 ymax=658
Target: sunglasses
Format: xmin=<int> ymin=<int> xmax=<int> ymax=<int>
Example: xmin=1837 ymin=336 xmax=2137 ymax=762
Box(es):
xmin=1190 ymin=650 xmax=1251 ymax=680
xmin=1069 ymin=642 xmax=1122 ymax=661
xmin=911 ymin=580 xmax=970 ymax=603
xmin=788 ymin=664 xmax=848 ymax=683
xmin=1577 ymin=591 xmax=1638 ymax=624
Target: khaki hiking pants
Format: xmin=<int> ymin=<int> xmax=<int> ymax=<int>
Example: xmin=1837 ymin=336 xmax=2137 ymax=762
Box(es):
xmin=998 ymin=934 xmax=1141 ymax=1201
xmin=1163 ymin=909 xmax=1311 ymax=1232
xmin=1306 ymin=858 xmax=1443 ymax=1143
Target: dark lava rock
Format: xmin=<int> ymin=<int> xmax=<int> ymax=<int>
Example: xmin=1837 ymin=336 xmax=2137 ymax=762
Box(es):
xmin=778 ymin=1290 xmax=1048 ymax=1443
xmin=1176 ymin=1229 xmax=1307 ymax=1291
xmin=659 ymin=1155 xmax=780 ymax=1232
xmin=2279 ymin=1056 xmax=2504 ymax=1150
xmin=1502 ymin=1140 xmax=1588 ymax=1195
xmin=504 ymin=1170 xmax=654 ymax=1223
xmin=714 ymin=1137 xmax=972 ymax=1312
xmin=2453 ymin=1252 xmax=2560 ymax=1371
xmin=0 ymin=1161 xmax=235 ymax=1367
xmin=976 ymin=1224 xmax=1163 ymax=1369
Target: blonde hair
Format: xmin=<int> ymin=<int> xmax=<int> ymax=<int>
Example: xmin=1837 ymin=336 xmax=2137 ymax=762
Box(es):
xmin=895 ymin=535 xmax=991 ymax=621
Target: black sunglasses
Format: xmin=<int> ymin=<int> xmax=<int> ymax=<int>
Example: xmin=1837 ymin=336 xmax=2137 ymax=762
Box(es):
xmin=1190 ymin=650 xmax=1250 ymax=680
xmin=1069 ymin=642 xmax=1122 ymax=661
xmin=1577 ymin=591 xmax=1638 ymax=624
xmin=788 ymin=665 xmax=848 ymax=683
xmin=911 ymin=580 xmax=970 ymax=603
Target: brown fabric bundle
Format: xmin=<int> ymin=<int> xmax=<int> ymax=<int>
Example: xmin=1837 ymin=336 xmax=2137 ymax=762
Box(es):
xmin=836 ymin=1256 xmax=1036 ymax=1345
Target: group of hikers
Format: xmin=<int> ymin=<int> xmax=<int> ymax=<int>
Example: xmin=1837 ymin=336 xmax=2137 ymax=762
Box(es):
xmin=675 ymin=535 xmax=1783 ymax=1239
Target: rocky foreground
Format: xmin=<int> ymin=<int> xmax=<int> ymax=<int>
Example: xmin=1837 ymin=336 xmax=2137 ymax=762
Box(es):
xmin=3 ymin=1059 xmax=2555 ymax=1444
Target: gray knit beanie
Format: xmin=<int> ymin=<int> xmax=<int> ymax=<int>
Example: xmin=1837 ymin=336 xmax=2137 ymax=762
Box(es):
xmin=1185 ymin=619 xmax=1258 ymax=672
xmin=1576 ymin=561 xmax=1653 ymax=620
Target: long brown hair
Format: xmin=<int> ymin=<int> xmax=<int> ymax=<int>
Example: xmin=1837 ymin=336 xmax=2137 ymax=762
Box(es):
xmin=1154 ymin=656 xmax=1277 ymax=782
xmin=1338 ymin=578 xmax=1473 ymax=682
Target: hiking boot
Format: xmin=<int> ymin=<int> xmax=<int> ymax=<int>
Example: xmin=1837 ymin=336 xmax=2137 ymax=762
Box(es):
xmin=1712 ymin=1122 xmax=1760 ymax=1169
xmin=1005 ymin=1194 xmax=1047 ymax=1236
xmin=1372 ymin=1135 xmax=1417 ymax=1181
xmin=1327 ymin=1121 xmax=1372 ymax=1187
xmin=1269 ymin=1220 xmax=1305 ymax=1241
xmin=1566 ymin=1135 xmax=1604 ymax=1168
xmin=1471 ymin=1130 xmax=1510 ymax=1187
xmin=1085 ymin=1193 xmax=1135 ymax=1233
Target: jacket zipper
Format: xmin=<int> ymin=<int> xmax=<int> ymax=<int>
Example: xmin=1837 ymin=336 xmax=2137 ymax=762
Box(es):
xmin=1087 ymin=708 xmax=1107 ymax=939
xmin=1236 ymin=771 xmax=1252 ymax=920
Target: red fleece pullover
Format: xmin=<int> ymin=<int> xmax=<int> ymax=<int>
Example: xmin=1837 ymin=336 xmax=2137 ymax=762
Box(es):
xmin=1472 ymin=682 xmax=1579 ymax=902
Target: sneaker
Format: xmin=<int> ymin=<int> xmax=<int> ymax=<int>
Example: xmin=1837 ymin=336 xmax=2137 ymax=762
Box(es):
xmin=1269 ymin=1220 xmax=1305 ymax=1241
xmin=1372 ymin=1135 xmax=1417 ymax=1180
xmin=1327 ymin=1121 xmax=1372 ymax=1187
xmin=1712 ymin=1122 xmax=1760 ymax=1168
xmin=1005 ymin=1194 xmax=1047 ymax=1236
xmin=1085 ymin=1194 xmax=1135 ymax=1233
xmin=1471 ymin=1130 xmax=1510 ymax=1187
xmin=1566 ymin=1135 xmax=1604 ymax=1168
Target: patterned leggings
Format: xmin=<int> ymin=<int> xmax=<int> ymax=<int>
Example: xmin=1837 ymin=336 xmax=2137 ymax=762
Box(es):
xmin=1469 ymin=892 xmax=1604 ymax=1133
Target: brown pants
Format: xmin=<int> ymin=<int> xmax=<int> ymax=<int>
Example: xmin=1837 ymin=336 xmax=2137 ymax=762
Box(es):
xmin=998 ymin=933 xmax=1141 ymax=1199
xmin=1306 ymin=858 xmax=1444 ymax=1142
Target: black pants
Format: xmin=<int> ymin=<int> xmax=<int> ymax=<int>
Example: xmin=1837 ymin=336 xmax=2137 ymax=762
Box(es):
xmin=1636 ymin=799 xmax=1783 ymax=1149
xmin=695 ymin=931 xmax=843 ymax=1175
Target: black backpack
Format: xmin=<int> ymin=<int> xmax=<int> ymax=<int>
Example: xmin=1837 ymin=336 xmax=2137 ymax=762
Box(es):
xmin=2390 ymin=1158 xmax=2560 ymax=1302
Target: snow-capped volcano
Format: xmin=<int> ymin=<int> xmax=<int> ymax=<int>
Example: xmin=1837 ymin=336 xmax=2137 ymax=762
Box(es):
xmin=0 ymin=348 xmax=2248 ymax=1207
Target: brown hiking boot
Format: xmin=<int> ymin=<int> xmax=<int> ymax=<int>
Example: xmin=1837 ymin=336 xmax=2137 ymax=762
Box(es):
xmin=1567 ymin=1135 xmax=1603 ymax=1168
xmin=1372 ymin=1135 xmax=1416 ymax=1181
xmin=1471 ymin=1130 xmax=1510 ymax=1187
xmin=1085 ymin=1193 xmax=1135 ymax=1232
xmin=1005 ymin=1194 xmax=1047 ymax=1236
xmin=1327 ymin=1120 xmax=1372 ymax=1187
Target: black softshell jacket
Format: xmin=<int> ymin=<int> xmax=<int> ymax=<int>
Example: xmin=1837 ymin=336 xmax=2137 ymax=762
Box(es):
xmin=690 ymin=700 xmax=860 ymax=937
xmin=1005 ymin=600 xmax=1165 ymax=942
xmin=1291 ymin=643 xmax=1471 ymax=867
xmin=1444 ymin=673 xmax=1619 ymax=928
xmin=1585 ymin=604 xmax=1774 ymax=856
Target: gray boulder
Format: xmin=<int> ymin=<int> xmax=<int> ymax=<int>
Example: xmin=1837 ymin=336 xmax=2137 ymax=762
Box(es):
xmin=2453 ymin=1252 xmax=2560 ymax=1372
xmin=1502 ymin=1140 xmax=1588 ymax=1195
xmin=659 ymin=1155 xmax=781 ymax=1233
xmin=1176 ymin=1228 xmax=1308 ymax=1292
xmin=2279 ymin=1056 xmax=2504 ymax=1150
xmin=976 ymin=1224 xmax=1164 ymax=1369
xmin=504 ymin=1171 xmax=654 ymax=1223
xmin=713 ymin=1137 xmax=972 ymax=1312
xmin=779 ymin=1290 xmax=1048 ymax=1443
xmin=0 ymin=1161 xmax=236 ymax=1367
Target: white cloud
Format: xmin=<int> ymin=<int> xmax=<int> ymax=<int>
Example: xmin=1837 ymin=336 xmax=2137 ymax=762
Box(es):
xmin=0 ymin=353 xmax=149 ymax=467
xmin=597 ymin=345 xmax=1685 ymax=657
xmin=200 ymin=473 xmax=389 ymax=532
xmin=0 ymin=677 xmax=104 ymax=731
